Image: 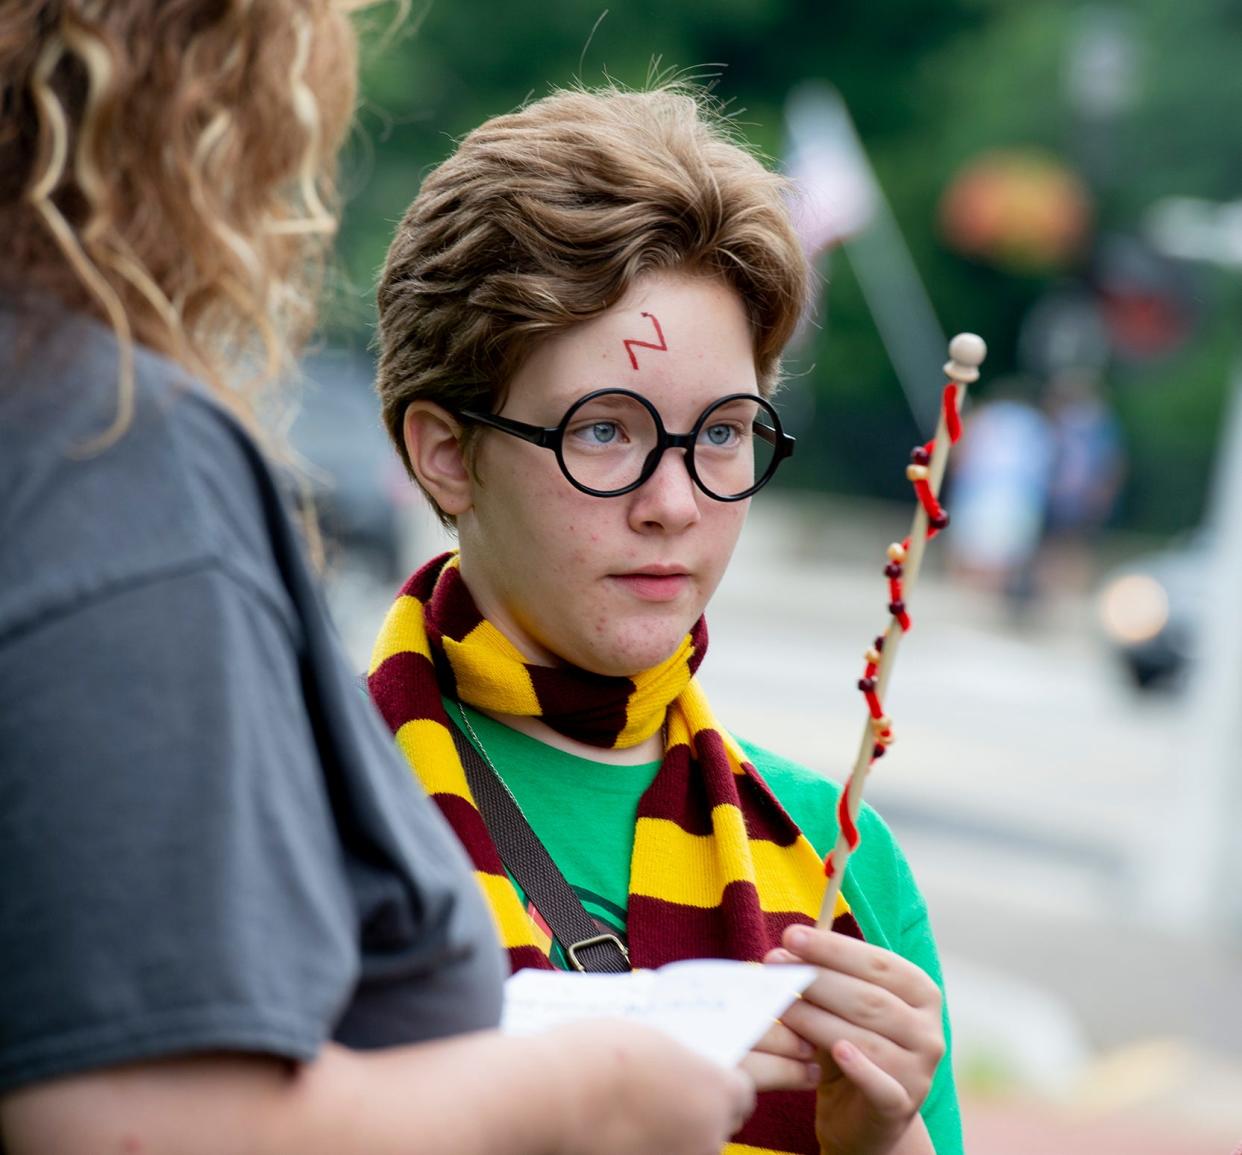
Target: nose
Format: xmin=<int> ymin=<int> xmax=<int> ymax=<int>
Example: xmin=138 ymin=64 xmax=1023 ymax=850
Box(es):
xmin=626 ymin=445 xmax=702 ymax=533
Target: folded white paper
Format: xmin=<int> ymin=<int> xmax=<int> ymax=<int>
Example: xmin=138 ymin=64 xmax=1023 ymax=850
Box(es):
xmin=502 ymin=959 xmax=817 ymax=1069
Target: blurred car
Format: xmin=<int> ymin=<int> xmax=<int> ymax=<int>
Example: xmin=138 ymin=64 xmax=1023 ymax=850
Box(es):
xmin=1095 ymin=533 xmax=1206 ymax=689
xmin=284 ymin=348 xmax=413 ymax=581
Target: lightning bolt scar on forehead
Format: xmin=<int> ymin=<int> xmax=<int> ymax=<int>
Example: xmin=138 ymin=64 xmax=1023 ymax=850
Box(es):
xmin=622 ymin=312 xmax=668 ymax=370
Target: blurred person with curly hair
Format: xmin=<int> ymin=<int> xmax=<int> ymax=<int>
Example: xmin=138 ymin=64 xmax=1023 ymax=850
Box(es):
xmin=0 ymin=7 xmax=758 ymax=1154
xmin=371 ymin=85 xmax=962 ymax=1155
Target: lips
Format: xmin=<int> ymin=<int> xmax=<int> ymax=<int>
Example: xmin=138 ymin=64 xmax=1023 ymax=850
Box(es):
xmin=611 ymin=567 xmax=691 ymax=602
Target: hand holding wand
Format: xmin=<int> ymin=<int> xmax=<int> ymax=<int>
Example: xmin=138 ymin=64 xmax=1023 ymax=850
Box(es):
xmin=816 ymin=333 xmax=987 ymax=929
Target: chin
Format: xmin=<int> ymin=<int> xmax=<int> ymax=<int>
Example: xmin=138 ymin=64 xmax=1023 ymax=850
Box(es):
xmin=591 ymin=627 xmax=696 ymax=678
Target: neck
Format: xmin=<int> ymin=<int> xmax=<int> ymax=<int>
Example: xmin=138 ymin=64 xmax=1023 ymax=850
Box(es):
xmin=473 ymin=708 xmax=665 ymax=765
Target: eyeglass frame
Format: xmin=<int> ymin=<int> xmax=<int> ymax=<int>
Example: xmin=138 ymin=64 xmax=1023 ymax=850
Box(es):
xmin=457 ymin=387 xmax=796 ymax=502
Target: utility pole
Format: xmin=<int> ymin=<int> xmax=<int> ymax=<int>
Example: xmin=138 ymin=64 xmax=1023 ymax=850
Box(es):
xmin=1145 ymin=197 xmax=1242 ymax=938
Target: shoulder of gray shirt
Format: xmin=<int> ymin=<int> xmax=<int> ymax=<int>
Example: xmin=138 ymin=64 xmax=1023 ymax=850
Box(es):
xmin=0 ymin=308 xmax=300 ymax=645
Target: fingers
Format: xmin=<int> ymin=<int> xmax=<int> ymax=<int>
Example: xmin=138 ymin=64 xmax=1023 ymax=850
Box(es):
xmin=776 ymin=926 xmax=942 ymax=1011
xmin=771 ymin=960 xmax=940 ymax=1054
xmin=780 ymin=1000 xmax=930 ymax=1097
xmin=738 ymin=1049 xmax=821 ymax=1094
xmin=740 ymin=1020 xmax=819 ymax=1094
xmin=828 ymin=1040 xmax=910 ymax=1116
xmin=763 ymin=925 xmax=946 ymax=1118
xmin=752 ymin=1020 xmax=817 ymax=1061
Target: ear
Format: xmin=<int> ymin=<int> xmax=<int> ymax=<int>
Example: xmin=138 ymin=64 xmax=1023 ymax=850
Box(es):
xmin=403 ymin=401 xmax=474 ymax=517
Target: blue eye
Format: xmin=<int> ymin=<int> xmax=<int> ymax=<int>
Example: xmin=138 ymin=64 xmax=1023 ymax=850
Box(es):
xmin=568 ymin=420 xmax=626 ymax=447
xmin=701 ymin=422 xmax=741 ymax=448
xmin=590 ymin=422 xmax=618 ymax=444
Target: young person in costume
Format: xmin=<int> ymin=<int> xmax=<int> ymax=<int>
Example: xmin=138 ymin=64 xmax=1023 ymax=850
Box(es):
xmin=0 ymin=8 xmax=756 ymax=1153
xmin=370 ymin=87 xmax=963 ymax=1155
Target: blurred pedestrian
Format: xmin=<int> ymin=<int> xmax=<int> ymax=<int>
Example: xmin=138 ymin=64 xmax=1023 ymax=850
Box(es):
xmin=1040 ymin=370 xmax=1127 ymax=592
xmin=945 ymin=377 xmax=1057 ymax=613
xmin=370 ymin=85 xmax=962 ymax=1155
xmin=0 ymin=6 xmax=755 ymax=1153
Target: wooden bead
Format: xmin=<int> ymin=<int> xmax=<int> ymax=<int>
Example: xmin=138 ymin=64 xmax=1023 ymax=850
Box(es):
xmin=906 ymin=464 xmax=929 ymax=482
xmin=871 ymin=715 xmax=892 ymax=732
xmin=886 ymin=542 xmax=907 ymax=563
xmin=865 ymin=648 xmax=882 ymax=664
xmin=943 ymin=332 xmax=987 ymax=384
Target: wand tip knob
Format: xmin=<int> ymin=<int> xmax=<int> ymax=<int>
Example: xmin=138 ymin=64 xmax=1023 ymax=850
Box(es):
xmin=944 ymin=333 xmax=987 ymax=383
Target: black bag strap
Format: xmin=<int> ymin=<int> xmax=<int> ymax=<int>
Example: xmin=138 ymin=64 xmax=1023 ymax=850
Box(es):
xmin=447 ymin=713 xmax=631 ymax=974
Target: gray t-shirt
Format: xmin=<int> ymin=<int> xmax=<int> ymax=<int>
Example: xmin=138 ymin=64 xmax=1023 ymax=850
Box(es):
xmin=0 ymin=308 xmax=505 ymax=1097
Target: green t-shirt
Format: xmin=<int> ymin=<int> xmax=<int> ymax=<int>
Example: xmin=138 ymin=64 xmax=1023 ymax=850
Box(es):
xmin=451 ymin=701 xmax=963 ymax=1155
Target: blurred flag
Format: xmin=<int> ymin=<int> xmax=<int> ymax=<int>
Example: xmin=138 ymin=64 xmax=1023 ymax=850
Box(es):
xmin=783 ymin=83 xmax=947 ymax=437
xmin=784 ymin=83 xmax=878 ymax=257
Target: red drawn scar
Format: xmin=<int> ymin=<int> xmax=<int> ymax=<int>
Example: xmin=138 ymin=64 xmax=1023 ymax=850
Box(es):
xmin=622 ymin=312 xmax=667 ymax=370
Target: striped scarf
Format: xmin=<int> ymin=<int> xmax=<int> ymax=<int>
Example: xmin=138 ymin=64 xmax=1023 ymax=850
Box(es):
xmin=368 ymin=551 xmax=862 ymax=1155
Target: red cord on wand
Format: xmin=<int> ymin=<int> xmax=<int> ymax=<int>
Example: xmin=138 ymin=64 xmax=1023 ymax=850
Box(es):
xmin=817 ymin=332 xmax=988 ymax=929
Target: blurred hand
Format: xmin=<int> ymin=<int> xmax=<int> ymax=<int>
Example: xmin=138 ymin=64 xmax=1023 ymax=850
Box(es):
xmin=766 ymin=925 xmax=944 ymax=1155
xmin=546 ymin=1019 xmax=757 ymax=1155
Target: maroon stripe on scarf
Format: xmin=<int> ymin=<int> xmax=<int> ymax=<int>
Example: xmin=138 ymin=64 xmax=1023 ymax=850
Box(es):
xmin=507 ymin=945 xmax=554 ymax=974
xmin=403 ymin=551 xmax=453 ymax=599
xmin=527 ymin=664 xmax=634 ymax=748
xmin=369 ymin=651 xmax=443 ymax=732
xmin=427 ymin=562 xmax=486 ymax=643
xmin=764 ymin=907 xmax=866 ymax=944
xmin=434 ymin=794 xmax=507 ymax=875
xmin=629 ymin=884 xmax=865 ymax=970
xmin=831 ymin=910 xmax=865 ymax=940
xmin=632 ymin=740 xmax=713 ymax=836
xmin=734 ymin=763 xmax=803 ymax=848
xmin=734 ymin=1089 xmax=818 ymax=1154
xmin=628 ymin=880 xmax=770 ymax=967
xmin=687 ymin=615 xmax=709 ymax=674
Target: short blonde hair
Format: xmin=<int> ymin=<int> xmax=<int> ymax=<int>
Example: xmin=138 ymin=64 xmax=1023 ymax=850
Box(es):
xmin=375 ymin=86 xmax=809 ymax=518
xmin=0 ymin=0 xmax=363 ymax=441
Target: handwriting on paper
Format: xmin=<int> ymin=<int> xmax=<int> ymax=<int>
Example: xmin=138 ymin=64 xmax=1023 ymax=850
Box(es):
xmin=502 ymin=959 xmax=816 ymax=1069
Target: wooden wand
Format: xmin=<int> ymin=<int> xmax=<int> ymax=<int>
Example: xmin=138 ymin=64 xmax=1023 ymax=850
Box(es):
xmin=817 ymin=332 xmax=988 ymax=929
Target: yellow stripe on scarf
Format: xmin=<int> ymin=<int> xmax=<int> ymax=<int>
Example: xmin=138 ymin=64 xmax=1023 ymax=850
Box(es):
xmin=631 ymin=809 xmax=844 ymax=919
xmin=476 ymin=871 xmax=547 ymax=951
xmin=616 ymin=630 xmax=699 ymax=746
xmin=445 ymin=621 xmax=542 ymax=715
xmin=395 ymin=719 xmax=471 ymax=798
xmin=368 ymin=593 xmax=430 ymax=676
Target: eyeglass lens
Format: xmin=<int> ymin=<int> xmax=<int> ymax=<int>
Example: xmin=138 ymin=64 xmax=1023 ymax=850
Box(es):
xmin=561 ymin=391 xmax=777 ymax=499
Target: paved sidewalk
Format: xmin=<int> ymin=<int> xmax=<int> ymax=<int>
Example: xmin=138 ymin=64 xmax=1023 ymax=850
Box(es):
xmin=962 ymin=1094 xmax=1238 ymax=1154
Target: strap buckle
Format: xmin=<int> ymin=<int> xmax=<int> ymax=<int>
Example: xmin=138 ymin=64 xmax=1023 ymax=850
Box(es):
xmin=565 ymin=932 xmax=631 ymax=972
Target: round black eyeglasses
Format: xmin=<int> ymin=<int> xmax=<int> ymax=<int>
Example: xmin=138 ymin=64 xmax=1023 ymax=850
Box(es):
xmin=458 ymin=388 xmax=795 ymax=501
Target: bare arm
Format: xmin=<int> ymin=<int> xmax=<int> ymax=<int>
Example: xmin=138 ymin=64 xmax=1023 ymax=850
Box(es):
xmin=1 ymin=1023 xmax=755 ymax=1155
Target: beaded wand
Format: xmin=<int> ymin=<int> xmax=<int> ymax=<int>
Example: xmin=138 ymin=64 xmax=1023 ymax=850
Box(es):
xmin=816 ymin=332 xmax=987 ymax=929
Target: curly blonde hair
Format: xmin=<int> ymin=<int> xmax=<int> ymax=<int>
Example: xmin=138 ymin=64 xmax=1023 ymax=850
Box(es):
xmin=0 ymin=0 xmax=367 ymax=444
xmin=375 ymin=86 xmax=810 ymax=521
